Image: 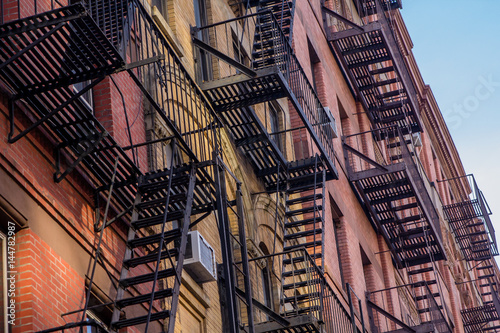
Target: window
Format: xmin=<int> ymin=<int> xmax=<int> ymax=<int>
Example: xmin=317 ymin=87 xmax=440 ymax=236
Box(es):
xmin=73 ymin=81 xmax=94 ymax=110
xmin=259 ymin=243 xmax=274 ymax=314
xmin=84 ymin=288 xmax=113 ymax=333
xmin=268 ymin=102 xmax=282 ymax=150
xmin=307 ymin=39 xmax=321 ymax=93
xmin=261 ymin=266 xmax=272 ymax=309
xmin=232 ymin=31 xmax=250 ymax=68
xmin=194 ymin=0 xmax=212 ymax=81
xmin=152 ymin=0 xmax=164 ymax=17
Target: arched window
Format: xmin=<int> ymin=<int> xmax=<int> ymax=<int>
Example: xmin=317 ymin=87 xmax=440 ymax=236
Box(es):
xmin=259 ymin=243 xmax=274 ymax=311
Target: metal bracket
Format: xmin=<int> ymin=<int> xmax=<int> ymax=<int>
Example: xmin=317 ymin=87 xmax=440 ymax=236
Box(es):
xmin=54 ymin=132 xmax=107 ymax=183
xmin=322 ymin=6 xmax=364 ymax=32
xmin=8 ymin=76 xmax=105 ymax=143
xmin=192 ymin=36 xmax=257 ymax=78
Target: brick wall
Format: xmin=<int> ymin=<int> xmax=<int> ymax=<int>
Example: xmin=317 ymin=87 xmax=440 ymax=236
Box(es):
xmin=13 ymin=229 xmax=85 ymax=332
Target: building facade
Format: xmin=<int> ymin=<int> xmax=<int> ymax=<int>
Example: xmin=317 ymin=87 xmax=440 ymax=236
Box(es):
xmin=0 ymin=0 xmax=498 ymax=332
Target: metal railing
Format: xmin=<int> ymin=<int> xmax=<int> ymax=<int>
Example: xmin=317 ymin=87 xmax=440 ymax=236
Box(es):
xmin=194 ymin=10 xmax=337 ymax=172
xmin=367 ymin=282 xmax=451 ymax=333
xmin=2 ymin=0 xmax=222 ymax=171
xmin=246 ymin=248 xmax=362 ymax=333
xmin=119 ymin=0 xmax=221 ymax=169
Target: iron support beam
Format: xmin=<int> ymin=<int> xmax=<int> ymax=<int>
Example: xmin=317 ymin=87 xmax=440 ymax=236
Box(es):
xmin=322 ymin=6 xmax=364 ymax=32
xmin=192 ymin=36 xmax=256 ymax=78
xmin=367 ymin=299 xmax=416 ymax=333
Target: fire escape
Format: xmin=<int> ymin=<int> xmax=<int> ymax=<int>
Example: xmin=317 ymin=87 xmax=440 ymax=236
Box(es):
xmin=190 ymin=0 xmax=363 ymax=332
xmin=440 ymin=175 xmax=500 ymax=333
xmin=0 ymin=0 xmax=252 ymax=332
xmin=323 ymin=0 xmax=450 ymax=331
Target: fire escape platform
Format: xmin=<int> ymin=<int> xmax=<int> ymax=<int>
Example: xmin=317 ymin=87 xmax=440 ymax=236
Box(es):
xmin=327 ymin=20 xmax=421 ymax=133
xmin=358 ymin=0 xmax=402 ymax=17
xmin=201 ymin=64 xmax=338 ymax=183
xmin=0 ymin=4 xmax=124 ymax=98
xmin=354 ymin=166 xmax=445 ymax=267
xmin=202 ymin=69 xmax=288 ymax=190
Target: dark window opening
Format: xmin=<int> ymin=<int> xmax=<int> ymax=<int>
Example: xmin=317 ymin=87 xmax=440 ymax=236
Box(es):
xmin=194 ymin=0 xmax=212 ymax=81
xmin=268 ymin=102 xmax=282 ymax=151
xmin=307 ymin=39 xmax=321 ymax=94
xmin=232 ymin=31 xmax=250 ymax=68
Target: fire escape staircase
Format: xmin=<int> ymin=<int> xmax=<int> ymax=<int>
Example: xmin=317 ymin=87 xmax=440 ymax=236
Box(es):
xmin=110 ymin=159 xmax=217 ymax=331
xmin=461 ymin=279 xmax=500 ymax=333
xmin=1 ymin=1 xmax=241 ymax=332
xmin=0 ymin=3 xmax=138 ymax=209
xmin=323 ymin=0 xmax=421 ymax=134
xmin=193 ymin=0 xmax=339 ymax=184
xmin=442 ymin=175 xmax=498 ymax=262
xmin=343 ymin=127 xmax=450 ymax=330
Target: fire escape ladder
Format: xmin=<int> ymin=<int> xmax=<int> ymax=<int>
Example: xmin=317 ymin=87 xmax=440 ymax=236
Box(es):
xmin=405 ymin=244 xmax=450 ymax=332
xmin=111 ymin=159 xmax=199 ymax=331
xmin=279 ymin=154 xmax=326 ymax=331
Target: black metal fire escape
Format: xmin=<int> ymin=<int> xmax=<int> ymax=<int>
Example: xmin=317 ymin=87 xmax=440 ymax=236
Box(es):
xmin=191 ymin=0 xmax=345 ymax=331
xmin=323 ymin=0 xmax=451 ymax=328
xmin=439 ymin=175 xmax=500 ymax=333
xmin=0 ymin=1 xmax=252 ymax=332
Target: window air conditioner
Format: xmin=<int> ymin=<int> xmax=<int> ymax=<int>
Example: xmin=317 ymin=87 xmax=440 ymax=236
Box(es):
xmin=319 ymin=107 xmax=338 ymax=139
xmin=184 ymin=231 xmax=217 ymax=283
xmin=411 ymin=132 xmax=422 ymax=147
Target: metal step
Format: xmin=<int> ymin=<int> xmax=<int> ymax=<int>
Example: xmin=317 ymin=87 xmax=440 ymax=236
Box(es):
xmin=286 ymin=205 xmax=322 ymax=217
xmin=127 ymin=229 xmax=181 ymax=249
xmin=116 ymin=288 xmax=173 ymax=308
xmin=286 ymin=193 xmax=323 ymax=206
xmin=412 ymin=280 xmax=437 ymax=288
xmin=283 ymin=253 xmax=321 ymax=265
xmin=418 ymin=305 xmax=443 ymax=314
xmin=284 ymin=228 xmax=322 ymax=240
xmin=284 ymin=240 xmax=322 ymax=251
xmin=136 ymin=193 xmax=187 ymax=210
xmin=123 ymin=248 xmax=178 ymax=269
xmin=284 ymin=292 xmax=320 ymax=304
xmin=119 ymin=268 xmax=176 ymax=288
xmin=415 ymin=293 xmax=440 ymax=302
xmin=407 ymin=267 xmax=434 ymax=276
xmin=283 ymin=279 xmax=322 ymax=290
xmin=131 ymin=211 xmax=184 ymax=229
xmin=282 ymin=267 xmax=315 ymax=278
xmin=285 ymin=217 xmax=322 ymax=229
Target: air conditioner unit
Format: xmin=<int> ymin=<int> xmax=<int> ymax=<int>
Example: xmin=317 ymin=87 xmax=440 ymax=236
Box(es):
xmin=319 ymin=107 xmax=338 ymax=139
xmin=184 ymin=231 xmax=217 ymax=283
xmin=411 ymin=132 xmax=422 ymax=147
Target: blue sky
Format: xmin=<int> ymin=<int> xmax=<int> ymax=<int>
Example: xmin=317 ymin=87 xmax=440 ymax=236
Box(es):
xmin=400 ymin=2 xmax=500 ymax=261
